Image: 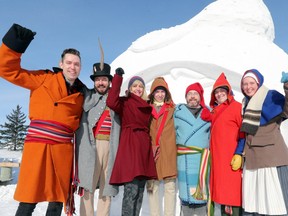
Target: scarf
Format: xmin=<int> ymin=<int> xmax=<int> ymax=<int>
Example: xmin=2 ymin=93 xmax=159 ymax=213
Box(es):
xmin=241 ymin=85 xmax=285 ymax=135
xmin=151 ymin=103 xmax=169 ymax=161
xmin=153 ymin=101 xmax=164 ymax=107
xmin=241 ymin=86 xmax=268 ymax=135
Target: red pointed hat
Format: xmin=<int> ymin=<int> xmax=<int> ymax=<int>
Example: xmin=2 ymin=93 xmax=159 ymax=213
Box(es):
xmin=186 ymin=82 xmax=211 ymax=121
xmin=185 ymin=82 xmax=205 ymax=108
xmin=209 ymin=72 xmax=232 ymax=108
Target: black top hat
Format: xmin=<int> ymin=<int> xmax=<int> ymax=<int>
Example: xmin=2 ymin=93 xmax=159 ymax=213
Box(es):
xmin=90 ymin=63 xmax=113 ymax=81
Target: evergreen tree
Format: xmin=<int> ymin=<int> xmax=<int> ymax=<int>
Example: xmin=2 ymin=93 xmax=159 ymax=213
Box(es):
xmin=0 ymin=105 xmax=28 ymax=150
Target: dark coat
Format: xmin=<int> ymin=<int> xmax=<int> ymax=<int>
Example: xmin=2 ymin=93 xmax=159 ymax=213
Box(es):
xmin=106 ymin=74 xmax=157 ymax=184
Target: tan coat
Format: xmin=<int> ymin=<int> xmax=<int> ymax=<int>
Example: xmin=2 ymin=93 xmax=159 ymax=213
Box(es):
xmin=149 ymin=77 xmax=177 ymax=180
xmin=0 ymin=44 xmax=84 ymax=205
xmin=244 ymin=123 xmax=288 ymax=169
xmin=244 ymin=83 xmax=288 ymax=169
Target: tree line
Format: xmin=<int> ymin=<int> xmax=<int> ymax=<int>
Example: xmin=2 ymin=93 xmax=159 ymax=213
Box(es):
xmin=0 ymin=105 xmax=28 ymax=151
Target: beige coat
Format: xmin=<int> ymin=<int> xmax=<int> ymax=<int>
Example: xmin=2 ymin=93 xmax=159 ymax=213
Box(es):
xmin=149 ymin=77 xmax=177 ymax=180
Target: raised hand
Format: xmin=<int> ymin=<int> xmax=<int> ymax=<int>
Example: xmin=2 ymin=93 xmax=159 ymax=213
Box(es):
xmin=115 ymin=67 xmax=125 ymax=76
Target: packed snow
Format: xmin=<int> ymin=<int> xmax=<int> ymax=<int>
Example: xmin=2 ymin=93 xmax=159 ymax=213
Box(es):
xmin=1 ymin=0 xmax=288 ymax=215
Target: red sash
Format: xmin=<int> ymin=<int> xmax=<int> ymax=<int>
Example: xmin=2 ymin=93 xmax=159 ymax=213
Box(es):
xmin=93 ymin=109 xmax=110 ymax=136
xmin=151 ymin=104 xmax=169 ymax=161
xmin=25 ymin=119 xmax=73 ymax=144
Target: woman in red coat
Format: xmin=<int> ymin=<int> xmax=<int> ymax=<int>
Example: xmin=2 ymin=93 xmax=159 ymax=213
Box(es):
xmin=209 ymin=73 xmax=244 ymax=215
xmin=106 ymin=68 xmax=157 ymax=216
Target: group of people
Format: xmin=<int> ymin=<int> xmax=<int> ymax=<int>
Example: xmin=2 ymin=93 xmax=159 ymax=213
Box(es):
xmin=0 ymin=23 xmax=288 ymax=216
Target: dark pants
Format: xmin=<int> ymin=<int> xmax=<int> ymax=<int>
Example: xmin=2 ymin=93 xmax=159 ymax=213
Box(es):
xmin=221 ymin=205 xmax=242 ymax=216
xmin=122 ymin=178 xmax=146 ymax=216
xmin=242 ymin=212 xmax=263 ymax=216
xmin=15 ymin=202 xmax=63 ymax=216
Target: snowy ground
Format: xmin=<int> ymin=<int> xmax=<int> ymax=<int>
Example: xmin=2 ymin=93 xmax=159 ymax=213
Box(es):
xmin=0 ymin=148 xmax=186 ymax=216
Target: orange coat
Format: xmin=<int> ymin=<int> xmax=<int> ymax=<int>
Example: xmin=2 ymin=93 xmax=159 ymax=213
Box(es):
xmin=0 ymin=44 xmax=84 ymax=205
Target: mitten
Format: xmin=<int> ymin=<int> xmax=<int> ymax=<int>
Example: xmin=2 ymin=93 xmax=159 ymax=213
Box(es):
xmin=201 ymin=107 xmax=212 ymax=122
xmin=2 ymin=23 xmax=36 ymax=53
xmin=281 ymin=71 xmax=288 ymax=83
xmin=230 ymin=154 xmax=242 ymax=171
xmin=115 ymin=67 xmax=125 ymax=76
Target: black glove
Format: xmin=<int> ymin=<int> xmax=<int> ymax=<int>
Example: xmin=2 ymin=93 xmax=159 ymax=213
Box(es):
xmin=115 ymin=67 xmax=125 ymax=76
xmin=2 ymin=23 xmax=36 ymax=53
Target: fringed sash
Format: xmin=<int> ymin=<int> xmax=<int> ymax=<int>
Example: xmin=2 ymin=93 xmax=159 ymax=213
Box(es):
xmin=177 ymin=144 xmax=210 ymax=201
xmin=25 ymin=119 xmax=74 ymax=144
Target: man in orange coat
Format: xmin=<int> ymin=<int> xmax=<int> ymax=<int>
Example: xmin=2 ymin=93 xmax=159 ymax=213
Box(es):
xmin=0 ymin=23 xmax=84 ymax=216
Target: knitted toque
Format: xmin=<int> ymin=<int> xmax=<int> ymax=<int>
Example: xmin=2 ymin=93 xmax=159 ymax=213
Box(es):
xmin=128 ymin=76 xmax=145 ymax=90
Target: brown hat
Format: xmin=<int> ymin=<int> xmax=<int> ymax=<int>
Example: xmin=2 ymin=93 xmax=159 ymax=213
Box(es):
xmin=148 ymin=77 xmax=173 ymax=104
xmin=90 ymin=63 xmax=113 ymax=81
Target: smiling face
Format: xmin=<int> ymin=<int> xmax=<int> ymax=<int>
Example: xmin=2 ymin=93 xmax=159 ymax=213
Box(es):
xmin=94 ymin=76 xmax=110 ymax=94
xmin=242 ymin=76 xmax=259 ymax=97
xmin=130 ymin=80 xmax=144 ymax=97
xmin=153 ymin=88 xmax=166 ymax=103
xmin=186 ymin=90 xmax=201 ymax=108
xmin=60 ymin=53 xmax=81 ymax=85
xmin=214 ymin=87 xmax=228 ymax=104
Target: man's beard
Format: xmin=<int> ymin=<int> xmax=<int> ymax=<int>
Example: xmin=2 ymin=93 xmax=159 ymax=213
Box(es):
xmin=95 ymin=85 xmax=109 ymax=95
xmin=187 ymin=99 xmax=200 ymax=108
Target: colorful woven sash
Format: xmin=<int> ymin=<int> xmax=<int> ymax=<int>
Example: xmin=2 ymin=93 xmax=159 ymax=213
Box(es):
xmin=25 ymin=119 xmax=74 ymax=144
xmin=177 ymin=144 xmax=210 ymax=201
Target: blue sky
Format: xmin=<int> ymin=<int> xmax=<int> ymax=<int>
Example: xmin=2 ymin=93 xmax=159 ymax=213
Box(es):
xmin=0 ymin=0 xmax=287 ymax=124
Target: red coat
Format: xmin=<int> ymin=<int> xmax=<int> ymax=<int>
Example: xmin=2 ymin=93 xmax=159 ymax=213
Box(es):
xmin=0 ymin=44 xmax=84 ymax=205
xmin=209 ymin=73 xmax=243 ymax=206
xmin=107 ymin=75 xmax=157 ymax=184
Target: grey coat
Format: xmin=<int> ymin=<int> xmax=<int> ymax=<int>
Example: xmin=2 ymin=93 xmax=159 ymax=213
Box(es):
xmin=76 ymin=87 xmax=120 ymax=196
